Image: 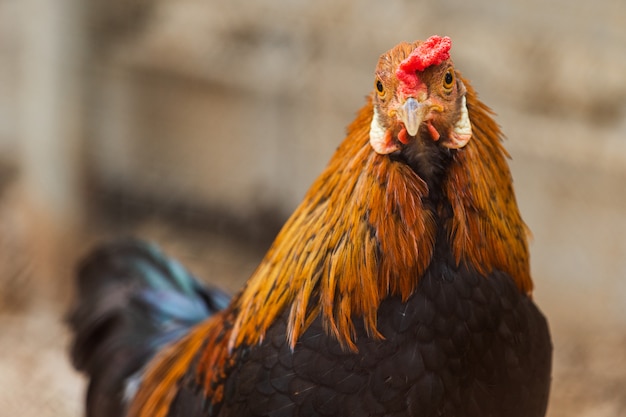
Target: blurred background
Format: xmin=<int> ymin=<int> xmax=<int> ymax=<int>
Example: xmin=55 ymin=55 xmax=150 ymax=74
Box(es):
xmin=0 ymin=0 xmax=625 ymax=415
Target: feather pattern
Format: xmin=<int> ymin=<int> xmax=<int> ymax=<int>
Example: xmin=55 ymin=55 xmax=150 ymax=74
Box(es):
xmin=446 ymin=82 xmax=532 ymax=294
xmin=231 ymin=104 xmax=436 ymax=353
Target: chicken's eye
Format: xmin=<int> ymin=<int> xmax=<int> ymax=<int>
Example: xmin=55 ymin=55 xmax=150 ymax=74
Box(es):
xmin=443 ymin=69 xmax=454 ymax=90
xmin=376 ymin=80 xmax=384 ymax=95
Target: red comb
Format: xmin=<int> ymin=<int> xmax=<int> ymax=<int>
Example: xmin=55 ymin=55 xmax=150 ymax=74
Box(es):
xmin=396 ymin=36 xmax=452 ymax=96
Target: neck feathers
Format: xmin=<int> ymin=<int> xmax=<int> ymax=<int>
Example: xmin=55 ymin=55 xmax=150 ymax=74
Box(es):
xmin=231 ymin=104 xmax=436 ymax=351
xmin=445 ymin=80 xmax=532 ymax=294
xmin=231 ymin=81 xmax=531 ymax=351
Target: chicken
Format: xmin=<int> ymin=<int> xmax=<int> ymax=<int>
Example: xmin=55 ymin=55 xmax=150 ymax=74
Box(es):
xmin=69 ymin=36 xmax=552 ymax=417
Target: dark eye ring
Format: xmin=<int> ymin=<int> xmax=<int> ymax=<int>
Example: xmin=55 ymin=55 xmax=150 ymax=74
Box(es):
xmin=376 ymin=80 xmax=384 ymax=94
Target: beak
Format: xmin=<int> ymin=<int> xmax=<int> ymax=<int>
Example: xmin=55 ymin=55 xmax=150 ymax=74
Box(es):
xmin=397 ymin=97 xmax=432 ymax=137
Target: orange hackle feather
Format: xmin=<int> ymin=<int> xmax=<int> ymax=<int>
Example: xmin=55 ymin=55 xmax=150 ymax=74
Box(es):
xmin=128 ymin=48 xmax=533 ymax=417
xmin=128 ymin=316 xmax=228 ymax=417
xmin=129 ymin=308 xmax=244 ymax=417
xmin=446 ymin=80 xmax=532 ymax=294
xmin=231 ymin=102 xmax=436 ymax=352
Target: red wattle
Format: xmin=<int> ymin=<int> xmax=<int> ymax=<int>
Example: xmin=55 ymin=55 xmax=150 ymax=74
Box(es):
xmin=427 ymin=123 xmax=440 ymax=141
xmin=398 ymin=128 xmax=410 ymax=144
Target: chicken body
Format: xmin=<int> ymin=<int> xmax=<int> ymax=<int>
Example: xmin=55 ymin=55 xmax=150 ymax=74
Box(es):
xmin=69 ymin=36 xmax=552 ymax=417
xmin=167 ymin=232 xmax=551 ymax=417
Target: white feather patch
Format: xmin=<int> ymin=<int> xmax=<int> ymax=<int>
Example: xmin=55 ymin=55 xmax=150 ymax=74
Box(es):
xmin=446 ymin=95 xmax=472 ymax=149
xmin=453 ymin=96 xmax=472 ymax=138
xmin=123 ymin=372 xmax=142 ymax=405
xmin=370 ymin=106 xmax=398 ymax=154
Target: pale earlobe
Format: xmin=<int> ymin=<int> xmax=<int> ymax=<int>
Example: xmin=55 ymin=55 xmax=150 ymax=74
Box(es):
xmin=445 ymin=95 xmax=472 ymax=149
xmin=370 ymin=107 xmax=399 ymax=154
